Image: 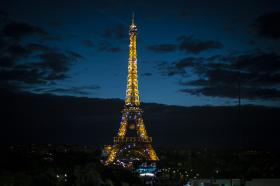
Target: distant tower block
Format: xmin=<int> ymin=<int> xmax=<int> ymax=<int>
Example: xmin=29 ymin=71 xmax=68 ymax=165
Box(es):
xmin=104 ymin=14 xmax=159 ymax=166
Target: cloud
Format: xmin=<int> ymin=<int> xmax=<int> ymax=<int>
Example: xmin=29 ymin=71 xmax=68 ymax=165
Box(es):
xmin=0 ymin=21 xmax=53 ymax=70
xmin=41 ymin=85 xmax=101 ymax=95
xmin=178 ymin=52 xmax=280 ymax=100
xmin=101 ymin=24 xmax=126 ymax=40
xmin=180 ymin=85 xmax=280 ymax=99
xmin=254 ymin=11 xmax=280 ymax=39
xmin=1 ymin=22 xmax=47 ymax=40
xmin=154 ymin=61 xmax=177 ymax=76
xmin=0 ymin=43 xmax=52 ymax=68
xmin=27 ymin=43 xmax=53 ymax=52
xmin=82 ymin=39 xmax=94 ymax=48
xmin=30 ymin=50 xmax=83 ymax=81
xmin=154 ymin=57 xmax=201 ymax=76
xmin=0 ymin=50 xmax=82 ymax=85
xmin=201 ymin=53 xmax=280 ymax=86
xmin=146 ymin=44 xmax=177 ymax=53
xmin=5 ymin=44 xmax=29 ymax=58
xmin=66 ymin=50 xmax=84 ymax=59
xmin=0 ymin=68 xmax=45 ymax=84
xmin=178 ymin=35 xmax=223 ymax=53
xmin=233 ymin=52 xmax=280 ymax=74
xmin=147 ymin=36 xmax=223 ymax=54
xmin=0 ymin=20 xmax=83 ymax=92
xmin=41 ymin=35 xmax=64 ymax=41
xmin=99 ymin=24 xmax=126 ymax=53
xmin=98 ymin=41 xmax=121 ymax=53
xmin=45 ymin=73 xmax=68 ymax=81
xmin=38 ymin=52 xmax=75 ymax=73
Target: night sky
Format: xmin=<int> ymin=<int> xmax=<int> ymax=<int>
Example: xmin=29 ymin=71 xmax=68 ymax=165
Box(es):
xmin=1 ymin=0 xmax=280 ymax=148
xmin=1 ymin=0 xmax=280 ymax=107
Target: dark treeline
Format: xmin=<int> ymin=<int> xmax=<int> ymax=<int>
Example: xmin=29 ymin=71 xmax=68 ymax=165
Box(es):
xmin=1 ymin=89 xmax=280 ymax=149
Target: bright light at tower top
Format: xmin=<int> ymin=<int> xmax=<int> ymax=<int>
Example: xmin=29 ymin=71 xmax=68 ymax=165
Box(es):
xmin=130 ymin=12 xmax=137 ymax=32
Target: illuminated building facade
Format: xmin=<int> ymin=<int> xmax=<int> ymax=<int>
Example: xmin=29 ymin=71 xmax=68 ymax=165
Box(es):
xmin=104 ymin=15 xmax=159 ymax=166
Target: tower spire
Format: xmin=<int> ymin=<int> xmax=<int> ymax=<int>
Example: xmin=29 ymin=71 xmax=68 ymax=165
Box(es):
xmin=126 ymin=12 xmax=139 ymax=106
xmin=132 ymin=12 xmax=135 ymax=25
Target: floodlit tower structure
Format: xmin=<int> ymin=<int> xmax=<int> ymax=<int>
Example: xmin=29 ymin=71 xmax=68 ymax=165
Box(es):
xmin=104 ymin=14 xmax=159 ymax=166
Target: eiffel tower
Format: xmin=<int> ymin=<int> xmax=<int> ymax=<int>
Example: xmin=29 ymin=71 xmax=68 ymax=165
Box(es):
xmin=104 ymin=14 xmax=159 ymax=166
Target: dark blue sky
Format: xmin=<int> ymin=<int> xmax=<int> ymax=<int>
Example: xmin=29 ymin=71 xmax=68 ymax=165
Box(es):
xmin=0 ymin=0 xmax=280 ymax=107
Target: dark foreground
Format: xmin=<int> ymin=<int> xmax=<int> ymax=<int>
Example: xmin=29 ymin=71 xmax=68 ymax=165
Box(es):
xmin=0 ymin=144 xmax=280 ymax=186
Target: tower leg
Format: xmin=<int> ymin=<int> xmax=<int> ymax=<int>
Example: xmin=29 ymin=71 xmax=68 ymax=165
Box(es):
xmin=147 ymin=144 xmax=159 ymax=161
xmin=105 ymin=144 xmax=120 ymax=165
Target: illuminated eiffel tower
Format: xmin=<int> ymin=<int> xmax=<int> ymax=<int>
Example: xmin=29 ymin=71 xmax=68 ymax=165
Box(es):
xmin=104 ymin=14 xmax=159 ymax=166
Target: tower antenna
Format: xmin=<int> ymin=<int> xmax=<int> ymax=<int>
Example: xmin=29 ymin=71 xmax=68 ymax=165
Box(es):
xmin=132 ymin=12 xmax=135 ymax=25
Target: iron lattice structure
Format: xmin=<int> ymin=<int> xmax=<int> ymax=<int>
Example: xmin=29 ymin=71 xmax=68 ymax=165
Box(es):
xmin=105 ymin=15 xmax=159 ymax=166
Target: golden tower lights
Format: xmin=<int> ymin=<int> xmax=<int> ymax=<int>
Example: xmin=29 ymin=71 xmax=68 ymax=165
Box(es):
xmin=105 ymin=14 xmax=158 ymax=166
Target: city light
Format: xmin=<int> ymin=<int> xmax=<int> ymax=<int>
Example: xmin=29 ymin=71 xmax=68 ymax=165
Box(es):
xmin=139 ymin=173 xmax=155 ymax=177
